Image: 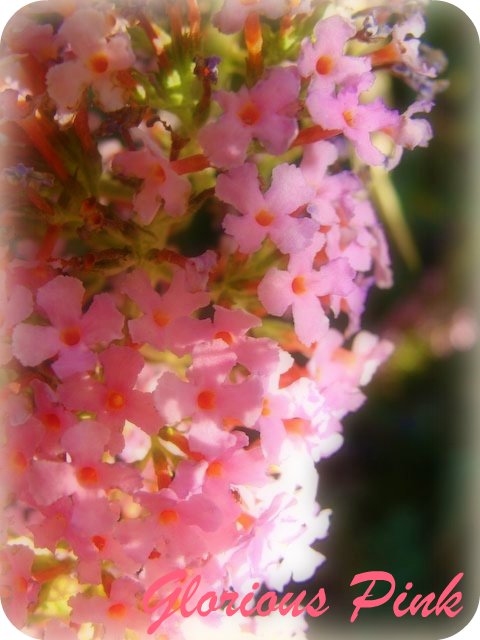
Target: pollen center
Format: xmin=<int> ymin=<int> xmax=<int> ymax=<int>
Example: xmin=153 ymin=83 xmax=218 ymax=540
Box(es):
xmin=12 ymin=451 xmax=27 ymax=472
xmin=76 ymin=466 xmax=99 ymax=487
xmin=153 ymin=310 xmax=170 ymax=327
xmin=107 ymin=391 xmax=126 ymax=410
xmin=197 ymin=389 xmax=216 ymax=410
xmin=206 ymin=461 xmax=223 ymax=477
xmin=88 ymin=52 xmax=109 ymax=74
xmin=16 ymin=576 xmax=28 ymax=593
xmin=238 ymin=102 xmax=261 ymax=126
xmin=255 ymin=209 xmax=274 ymax=227
xmin=261 ymin=398 xmax=271 ymax=416
xmin=214 ymin=330 xmax=234 ymax=345
xmin=152 ymin=164 xmax=166 ymax=183
xmin=60 ymin=327 xmax=81 ymax=346
xmin=107 ymin=603 xmax=127 ymax=619
xmin=159 ymin=509 xmax=179 ymax=525
xmin=316 ymin=55 xmax=334 ymax=75
xmin=291 ymin=276 xmax=307 ymax=295
xmin=41 ymin=413 xmax=61 ymax=431
xmin=343 ymin=110 xmax=355 ymax=127
xmin=92 ymin=535 xmax=106 ymax=551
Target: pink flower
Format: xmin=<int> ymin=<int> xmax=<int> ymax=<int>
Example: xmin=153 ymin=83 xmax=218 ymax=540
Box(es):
xmin=118 ymin=268 xmax=210 ymax=353
xmin=387 ymin=100 xmax=433 ymax=169
xmin=12 ymin=275 xmax=124 ymax=378
xmin=298 ymin=16 xmax=371 ymax=94
xmin=59 ymin=345 xmax=160 ymax=446
xmin=0 ymin=545 xmax=40 ymax=629
xmin=300 ymin=140 xmax=343 ymax=224
xmin=112 ymin=146 xmax=191 ymax=223
xmin=199 ymin=67 xmax=300 ymax=168
xmin=154 ymin=339 xmax=263 ymax=428
xmin=29 ymin=380 xmax=76 ymax=457
xmin=308 ymin=328 xmax=393 ymax=416
xmin=69 ymin=577 xmax=149 ymax=640
xmin=0 ymin=270 xmax=33 ymax=366
xmin=46 ymin=8 xmax=135 ymax=112
xmin=213 ymin=0 xmax=311 ymax=34
xmin=205 ymin=306 xmax=283 ymax=376
xmin=217 ymin=162 xmax=316 ymax=254
xmin=258 ymin=234 xmax=355 ymax=346
xmin=306 ymin=87 xmax=400 ymax=165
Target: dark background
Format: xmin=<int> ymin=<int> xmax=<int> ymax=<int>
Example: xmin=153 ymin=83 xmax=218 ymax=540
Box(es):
xmin=306 ymin=3 xmax=479 ymax=637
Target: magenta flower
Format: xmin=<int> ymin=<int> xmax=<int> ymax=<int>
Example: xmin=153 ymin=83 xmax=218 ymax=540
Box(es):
xmin=217 ymin=162 xmax=316 ymax=254
xmin=199 ymin=67 xmax=300 ymax=168
xmin=12 ymin=275 xmax=124 ymax=379
xmin=298 ymin=16 xmax=371 ymax=94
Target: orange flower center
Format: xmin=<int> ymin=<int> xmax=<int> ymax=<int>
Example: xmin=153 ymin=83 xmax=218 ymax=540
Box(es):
xmin=237 ymin=512 xmax=255 ymax=530
xmin=261 ymin=398 xmax=271 ymax=416
xmin=238 ymin=101 xmax=261 ymax=126
xmin=291 ymin=276 xmax=307 ymax=295
xmin=12 ymin=451 xmax=27 ymax=472
xmin=92 ymin=535 xmax=106 ymax=551
xmin=158 ymin=509 xmax=179 ymax=525
xmin=316 ymin=55 xmax=334 ymax=75
xmin=41 ymin=413 xmax=61 ymax=431
xmin=255 ymin=209 xmax=274 ymax=227
xmin=152 ymin=164 xmax=166 ymax=183
xmin=16 ymin=576 xmax=28 ymax=593
xmin=60 ymin=327 xmax=81 ymax=346
xmin=89 ymin=52 xmax=109 ymax=74
xmin=332 ymin=347 xmax=357 ymax=368
xmin=76 ymin=466 xmax=99 ymax=487
xmin=206 ymin=461 xmax=223 ymax=477
xmin=214 ymin=330 xmax=234 ymax=345
xmin=153 ymin=310 xmax=170 ymax=327
xmin=107 ymin=603 xmax=127 ymax=619
xmin=107 ymin=391 xmax=126 ymax=410
xmin=284 ymin=418 xmax=307 ymax=435
xmin=197 ymin=390 xmax=216 ymax=411
xmin=343 ymin=110 xmax=355 ymax=127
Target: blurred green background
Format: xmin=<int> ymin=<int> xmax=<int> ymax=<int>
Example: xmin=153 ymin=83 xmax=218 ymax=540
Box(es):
xmin=305 ymin=3 xmax=479 ymax=637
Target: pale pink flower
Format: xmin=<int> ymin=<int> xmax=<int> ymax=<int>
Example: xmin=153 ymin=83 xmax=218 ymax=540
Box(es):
xmin=199 ymin=67 xmax=300 ymax=168
xmin=306 ymin=87 xmax=400 ymax=165
xmin=118 ymin=268 xmax=210 ymax=353
xmin=112 ymin=146 xmax=191 ymax=223
xmin=258 ymin=234 xmax=355 ymax=346
xmin=298 ymin=16 xmax=371 ymax=94
xmin=46 ymin=8 xmax=135 ymax=112
xmin=217 ymin=162 xmax=316 ymax=254
xmin=69 ymin=577 xmax=149 ymax=640
xmin=154 ymin=339 xmax=263 ymax=428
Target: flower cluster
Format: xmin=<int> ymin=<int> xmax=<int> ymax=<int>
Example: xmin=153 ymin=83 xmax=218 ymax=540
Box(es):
xmin=0 ymin=1 xmax=444 ymax=638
